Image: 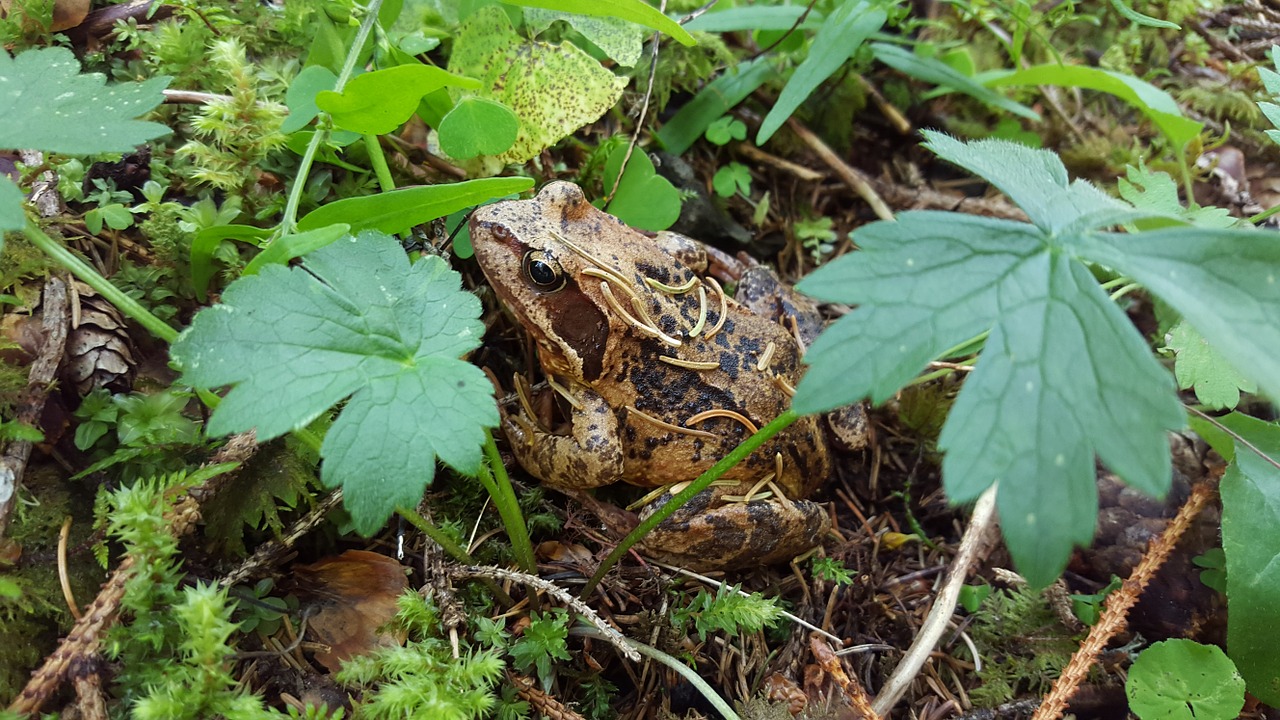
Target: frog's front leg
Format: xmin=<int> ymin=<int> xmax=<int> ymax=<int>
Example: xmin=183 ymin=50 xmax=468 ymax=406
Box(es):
xmin=636 ymin=485 xmax=830 ymax=570
xmin=502 ymin=385 xmax=624 ymax=490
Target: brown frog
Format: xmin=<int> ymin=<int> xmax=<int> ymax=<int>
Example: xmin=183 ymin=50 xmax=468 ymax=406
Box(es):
xmin=470 ymin=182 xmax=840 ymax=570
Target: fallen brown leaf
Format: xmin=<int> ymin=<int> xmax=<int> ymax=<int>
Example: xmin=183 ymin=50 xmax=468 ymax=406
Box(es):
xmin=292 ymin=550 xmax=409 ymax=672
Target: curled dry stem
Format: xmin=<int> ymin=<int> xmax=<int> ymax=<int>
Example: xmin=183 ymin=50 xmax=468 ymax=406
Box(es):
xmin=452 ymin=565 xmax=640 ymax=663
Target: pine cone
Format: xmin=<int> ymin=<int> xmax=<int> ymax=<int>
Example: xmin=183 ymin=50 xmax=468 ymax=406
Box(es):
xmin=64 ymin=282 xmax=135 ymax=396
xmin=1 ymin=280 xmax=136 ymax=398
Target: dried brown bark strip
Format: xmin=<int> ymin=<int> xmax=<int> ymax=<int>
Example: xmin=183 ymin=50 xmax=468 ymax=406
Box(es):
xmin=0 ymin=276 xmax=69 ymax=540
xmin=810 ymin=635 xmax=879 ymax=720
xmin=8 ymin=434 xmax=256 ymax=715
xmin=1032 ymin=480 xmax=1218 ymax=720
xmin=510 ymin=672 xmax=586 ymax=720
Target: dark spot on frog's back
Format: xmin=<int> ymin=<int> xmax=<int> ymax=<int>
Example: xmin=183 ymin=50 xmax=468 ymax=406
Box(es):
xmin=635 ymin=261 xmax=671 ymax=285
xmin=718 ymin=352 xmax=739 ymax=380
xmin=734 ymin=335 xmax=760 ymax=356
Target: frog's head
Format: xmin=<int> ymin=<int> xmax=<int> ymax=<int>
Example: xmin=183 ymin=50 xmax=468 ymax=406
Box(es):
xmin=470 ymin=182 xmax=622 ymax=383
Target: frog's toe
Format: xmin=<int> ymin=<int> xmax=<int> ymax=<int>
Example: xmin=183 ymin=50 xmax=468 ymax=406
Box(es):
xmin=636 ymin=490 xmax=830 ymax=571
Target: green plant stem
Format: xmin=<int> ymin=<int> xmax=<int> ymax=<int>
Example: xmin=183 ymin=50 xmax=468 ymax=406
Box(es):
xmin=581 ymin=410 xmax=800 ymax=597
xmin=1109 ymin=282 xmax=1142 ymax=301
xmin=583 ymin=631 xmax=739 ymax=720
xmin=395 ymin=505 xmax=474 ymax=563
xmin=477 ymin=430 xmax=538 ymax=576
xmin=1249 ymin=203 xmax=1280 ymax=225
xmin=364 ymin=134 xmax=395 ymax=193
xmin=292 ymin=426 xmax=323 ymax=454
xmin=278 ymin=0 xmax=382 ymax=233
xmin=907 ymin=367 xmax=956 ymax=388
xmin=279 ymin=125 xmax=325 ymax=234
xmin=23 ymin=220 xmax=177 ymax=343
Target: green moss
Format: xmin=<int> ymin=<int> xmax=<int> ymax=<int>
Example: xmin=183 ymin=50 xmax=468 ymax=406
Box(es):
xmin=0 ymin=465 xmax=105 ymax=703
xmin=965 ymin=584 xmax=1079 ymax=707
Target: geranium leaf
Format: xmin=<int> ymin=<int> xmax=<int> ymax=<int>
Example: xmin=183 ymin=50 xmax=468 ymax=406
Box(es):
xmin=171 ymin=231 xmax=499 ymax=535
xmin=794 ymin=136 xmax=1211 ymax=586
xmin=0 ymin=46 xmax=170 ymax=154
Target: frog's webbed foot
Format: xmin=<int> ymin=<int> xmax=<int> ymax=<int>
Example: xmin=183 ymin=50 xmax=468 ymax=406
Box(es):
xmin=635 ymin=484 xmax=830 ymax=571
xmin=501 ymin=381 xmax=624 ymax=490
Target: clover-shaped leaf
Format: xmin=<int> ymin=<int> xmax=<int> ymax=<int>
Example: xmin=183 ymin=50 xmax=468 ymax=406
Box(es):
xmin=794 ymin=131 xmax=1280 ymax=586
xmin=602 ymin=146 xmax=681 ymax=231
xmin=438 ymin=97 xmax=519 ymax=160
xmin=1127 ymin=640 xmax=1245 ymax=720
xmin=171 ymin=231 xmax=498 ymax=535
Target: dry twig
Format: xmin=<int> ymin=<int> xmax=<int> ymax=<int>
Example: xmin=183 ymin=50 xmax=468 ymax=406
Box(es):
xmin=786 ymin=119 xmax=895 ymax=221
xmin=0 ymin=276 xmax=69 ymax=540
xmin=451 ymin=565 xmax=641 ymax=662
xmin=811 ymin=635 xmax=879 ymax=719
xmin=872 ymin=485 xmax=1000 ymax=716
xmin=1032 ymin=481 xmax=1217 ymax=720
xmin=8 ymin=435 xmax=256 ymax=715
xmin=510 ymin=672 xmax=587 ymax=720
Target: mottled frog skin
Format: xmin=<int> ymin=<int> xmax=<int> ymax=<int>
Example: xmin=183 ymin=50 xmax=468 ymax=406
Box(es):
xmin=470 ymin=182 xmax=834 ymax=569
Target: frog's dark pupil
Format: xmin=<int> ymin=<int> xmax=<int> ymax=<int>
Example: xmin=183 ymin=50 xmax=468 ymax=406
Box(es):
xmin=529 ymin=260 xmax=556 ymax=285
xmin=523 ymin=252 xmax=564 ymax=290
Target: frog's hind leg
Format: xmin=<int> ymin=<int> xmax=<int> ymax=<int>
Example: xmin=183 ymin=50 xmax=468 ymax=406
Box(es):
xmin=502 ymin=385 xmax=625 ymax=490
xmin=635 ymin=485 xmax=830 ymax=571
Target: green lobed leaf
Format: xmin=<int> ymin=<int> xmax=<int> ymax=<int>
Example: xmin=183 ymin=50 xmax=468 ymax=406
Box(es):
xmin=758 ymin=1 xmax=887 ymax=144
xmin=499 ymin=0 xmax=696 ymax=46
xmin=1260 ymin=51 xmax=1280 ymax=95
xmin=0 ymin=177 xmax=24 ymax=239
xmin=448 ymin=6 xmax=629 ymax=164
xmin=1077 ymin=227 xmax=1280 ymax=405
xmin=1163 ymin=321 xmax=1255 ymax=410
xmin=655 ymin=57 xmax=775 ymax=154
xmin=923 ymin=132 xmax=1153 ymax=233
xmin=1126 ymin=640 xmax=1245 ymax=720
xmin=171 ymin=231 xmax=498 ymax=535
xmin=872 ymin=43 xmax=1039 ymax=122
xmin=1207 ymin=413 xmax=1280 ymax=704
xmin=937 ymin=253 xmax=1180 ymax=584
xmin=795 ymin=137 xmax=1191 ymax=586
xmin=437 ymin=97 xmax=520 ymax=160
xmin=0 ymin=46 xmax=171 ymax=154
xmin=298 ymin=176 xmax=534 ymax=234
xmin=316 ymin=64 xmax=480 ymax=135
xmin=1116 ymin=163 xmax=1236 ymax=229
xmin=984 ymin=64 xmax=1203 ymax=149
xmin=1258 ymin=102 xmax=1280 ymax=135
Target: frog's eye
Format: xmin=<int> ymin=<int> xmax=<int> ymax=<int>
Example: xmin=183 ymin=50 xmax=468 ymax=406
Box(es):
xmin=522 ymin=251 xmax=566 ymax=292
